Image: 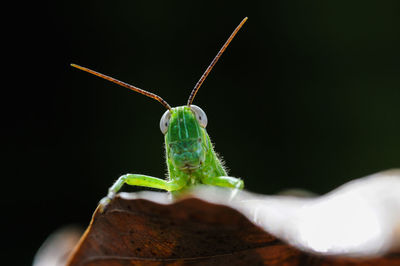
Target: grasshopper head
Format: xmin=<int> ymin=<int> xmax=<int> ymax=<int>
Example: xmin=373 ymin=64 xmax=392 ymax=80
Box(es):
xmin=161 ymin=105 xmax=208 ymax=172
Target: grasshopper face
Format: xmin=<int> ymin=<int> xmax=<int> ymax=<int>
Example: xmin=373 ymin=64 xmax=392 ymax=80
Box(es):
xmin=163 ymin=106 xmax=208 ymax=172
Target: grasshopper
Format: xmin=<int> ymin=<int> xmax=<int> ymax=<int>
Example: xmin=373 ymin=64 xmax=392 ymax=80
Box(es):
xmin=72 ymin=17 xmax=247 ymax=211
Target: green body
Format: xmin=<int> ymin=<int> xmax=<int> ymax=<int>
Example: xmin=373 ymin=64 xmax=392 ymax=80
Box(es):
xmin=99 ymin=106 xmax=243 ymax=210
xmin=166 ymin=106 xmax=228 ymax=188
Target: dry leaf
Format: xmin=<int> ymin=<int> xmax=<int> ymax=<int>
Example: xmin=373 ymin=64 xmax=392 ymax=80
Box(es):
xmin=69 ymin=171 xmax=400 ymax=265
xmin=67 ymin=170 xmax=400 ymax=265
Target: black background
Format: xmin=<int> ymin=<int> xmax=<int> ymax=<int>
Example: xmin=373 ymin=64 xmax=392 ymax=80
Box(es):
xmin=2 ymin=1 xmax=400 ymax=265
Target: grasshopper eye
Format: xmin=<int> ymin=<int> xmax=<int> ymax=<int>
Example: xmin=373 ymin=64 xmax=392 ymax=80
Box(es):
xmin=190 ymin=105 xmax=208 ymax=128
xmin=160 ymin=110 xmax=171 ymax=134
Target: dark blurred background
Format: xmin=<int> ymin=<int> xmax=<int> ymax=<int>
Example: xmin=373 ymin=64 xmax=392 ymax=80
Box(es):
xmin=2 ymin=1 xmax=399 ymax=265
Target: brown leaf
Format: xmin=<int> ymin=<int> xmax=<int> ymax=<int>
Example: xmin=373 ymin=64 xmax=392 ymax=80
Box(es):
xmin=67 ymin=191 xmax=400 ymax=265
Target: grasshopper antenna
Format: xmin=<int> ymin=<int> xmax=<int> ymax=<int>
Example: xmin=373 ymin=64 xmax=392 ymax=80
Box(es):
xmin=71 ymin=64 xmax=172 ymax=110
xmin=187 ymin=17 xmax=248 ymax=106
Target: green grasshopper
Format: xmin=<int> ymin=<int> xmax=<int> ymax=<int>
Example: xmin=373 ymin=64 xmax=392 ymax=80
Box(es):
xmin=72 ymin=17 xmax=247 ymax=211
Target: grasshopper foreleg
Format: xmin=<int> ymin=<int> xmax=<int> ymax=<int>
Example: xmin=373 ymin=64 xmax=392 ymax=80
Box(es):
xmin=98 ymin=174 xmax=185 ymax=212
xmin=201 ymin=175 xmax=244 ymax=189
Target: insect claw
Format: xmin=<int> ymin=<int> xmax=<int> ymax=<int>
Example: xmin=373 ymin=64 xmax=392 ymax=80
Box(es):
xmin=98 ymin=193 xmax=114 ymax=213
xmin=229 ymin=188 xmax=240 ymax=201
xmin=228 ymin=180 xmax=244 ymax=201
xmin=98 ymin=198 xmax=109 ymax=213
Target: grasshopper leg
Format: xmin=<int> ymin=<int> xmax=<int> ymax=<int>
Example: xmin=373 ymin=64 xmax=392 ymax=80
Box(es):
xmin=98 ymin=174 xmax=185 ymax=212
xmin=201 ymin=175 xmax=244 ymax=189
xmin=200 ymin=176 xmax=244 ymax=201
